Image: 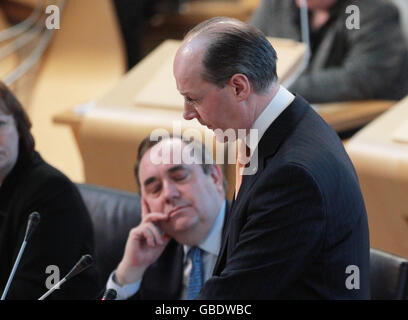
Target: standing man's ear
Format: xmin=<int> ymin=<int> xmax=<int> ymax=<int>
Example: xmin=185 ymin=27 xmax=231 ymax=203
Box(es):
xmin=229 ymin=74 xmax=251 ymax=101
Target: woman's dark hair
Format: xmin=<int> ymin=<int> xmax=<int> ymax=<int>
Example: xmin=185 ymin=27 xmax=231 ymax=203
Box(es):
xmin=0 ymin=82 xmax=35 ymax=155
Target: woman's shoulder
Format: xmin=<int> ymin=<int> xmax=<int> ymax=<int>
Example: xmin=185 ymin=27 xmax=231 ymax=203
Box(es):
xmin=5 ymin=152 xmax=87 ymax=221
xmin=23 ymin=152 xmax=78 ymax=194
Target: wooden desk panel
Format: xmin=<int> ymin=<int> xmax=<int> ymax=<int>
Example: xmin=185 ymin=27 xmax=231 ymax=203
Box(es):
xmin=316 ymin=100 xmax=396 ymax=132
xmin=97 ymin=38 xmax=306 ymax=109
xmin=346 ymin=96 xmax=408 ymax=258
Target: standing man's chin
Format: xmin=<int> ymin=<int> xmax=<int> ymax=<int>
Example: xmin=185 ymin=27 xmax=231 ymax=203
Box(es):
xmin=214 ymin=130 xmax=237 ymax=143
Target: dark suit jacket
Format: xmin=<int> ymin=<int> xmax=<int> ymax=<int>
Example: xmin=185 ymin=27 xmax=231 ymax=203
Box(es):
xmin=251 ymin=0 xmax=408 ymax=103
xmin=197 ymin=95 xmax=370 ymax=299
xmin=0 ymin=151 xmax=101 ymax=299
xmin=130 ymin=202 xmax=230 ymax=300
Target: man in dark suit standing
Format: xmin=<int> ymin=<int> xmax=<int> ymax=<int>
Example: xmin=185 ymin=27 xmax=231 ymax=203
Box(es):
xmin=173 ymin=17 xmax=370 ymax=299
xmin=106 ymin=136 xmax=228 ymax=299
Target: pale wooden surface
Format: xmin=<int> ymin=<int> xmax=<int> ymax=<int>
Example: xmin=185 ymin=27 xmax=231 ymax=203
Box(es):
xmin=53 ymin=37 xmax=305 ymax=117
xmin=132 ymin=38 xmax=306 ymax=110
xmin=27 ymin=0 xmax=125 ymax=182
xmin=316 ymin=100 xmax=396 ymax=132
xmin=53 ymin=36 xmax=398 ymax=198
xmin=346 ymin=96 xmax=408 ymax=258
xmin=393 ymin=119 xmax=408 ymax=144
xmin=97 ymin=38 xmax=306 ymax=109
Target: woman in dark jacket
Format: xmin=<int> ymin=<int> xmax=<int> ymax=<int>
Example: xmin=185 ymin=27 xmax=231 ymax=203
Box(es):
xmin=0 ymin=82 xmax=100 ymax=299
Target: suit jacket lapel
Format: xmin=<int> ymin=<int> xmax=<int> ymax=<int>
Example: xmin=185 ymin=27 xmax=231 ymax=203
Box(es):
xmin=237 ymin=95 xmax=309 ymax=208
xmin=213 ymin=95 xmax=309 ymax=275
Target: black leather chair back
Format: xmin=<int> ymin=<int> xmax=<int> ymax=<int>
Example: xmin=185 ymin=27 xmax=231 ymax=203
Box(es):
xmin=76 ymin=184 xmax=141 ymax=284
xmin=370 ymin=248 xmax=408 ymax=299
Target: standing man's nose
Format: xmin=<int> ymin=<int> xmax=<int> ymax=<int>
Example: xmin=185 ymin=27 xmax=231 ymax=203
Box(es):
xmin=183 ymin=102 xmax=198 ymax=120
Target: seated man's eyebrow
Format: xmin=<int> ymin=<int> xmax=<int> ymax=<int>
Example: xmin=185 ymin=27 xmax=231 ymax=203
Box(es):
xmin=143 ymin=176 xmax=157 ymax=188
xmin=167 ymin=165 xmax=188 ymax=174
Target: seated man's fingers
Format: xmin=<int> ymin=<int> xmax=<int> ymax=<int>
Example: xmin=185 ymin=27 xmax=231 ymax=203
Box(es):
xmin=141 ymin=197 xmax=151 ymax=218
xmin=143 ymin=212 xmax=169 ymax=223
xmin=145 ymin=223 xmax=167 ymax=246
xmin=141 ymin=227 xmax=156 ymax=247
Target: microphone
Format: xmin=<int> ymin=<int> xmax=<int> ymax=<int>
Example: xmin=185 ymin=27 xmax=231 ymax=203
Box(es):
xmin=24 ymin=211 xmax=41 ymax=241
xmin=38 ymin=254 xmax=93 ymax=300
xmin=1 ymin=212 xmax=41 ymax=300
xmin=101 ymin=289 xmax=117 ymax=300
xmin=64 ymin=254 xmax=93 ymax=281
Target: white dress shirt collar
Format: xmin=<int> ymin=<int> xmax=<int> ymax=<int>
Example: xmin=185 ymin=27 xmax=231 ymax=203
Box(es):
xmin=246 ymin=85 xmax=295 ymax=155
xmin=183 ymin=200 xmax=226 ymax=259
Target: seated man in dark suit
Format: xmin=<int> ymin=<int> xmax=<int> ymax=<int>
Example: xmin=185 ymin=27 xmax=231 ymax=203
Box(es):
xmin=250 ymin=0 xmax=408 ymax=103
xmin=173 ymin=16 xmax=370 ymax=299
xmin=105 ymin=135 xmax=228 ymax=299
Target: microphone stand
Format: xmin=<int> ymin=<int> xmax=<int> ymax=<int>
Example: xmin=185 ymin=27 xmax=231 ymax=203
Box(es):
xmin=38 ymin=254 xmax=93 ymax=300
xmin=1 ymin=212 xmax=40 ymax=300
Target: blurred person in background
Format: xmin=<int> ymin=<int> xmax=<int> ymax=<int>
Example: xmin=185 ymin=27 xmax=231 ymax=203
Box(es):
xmin=0 ymin=82 xmax=100 ymax=299
xmin=113 ymin=0 xmax=182 ymax=69
xmin=173 ymin=16 xmax=370 ymax=299
xmin=251 ymin=0 xmax=408 ymax=103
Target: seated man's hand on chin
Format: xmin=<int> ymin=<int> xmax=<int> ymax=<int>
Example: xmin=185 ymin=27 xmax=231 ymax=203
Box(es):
xmin=115 ymin=197 xmax=171 ymax=286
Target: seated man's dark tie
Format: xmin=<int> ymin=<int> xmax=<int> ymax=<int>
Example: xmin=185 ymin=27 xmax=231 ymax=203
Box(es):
xmin=186 ymin=247 xmax=203 ymax=300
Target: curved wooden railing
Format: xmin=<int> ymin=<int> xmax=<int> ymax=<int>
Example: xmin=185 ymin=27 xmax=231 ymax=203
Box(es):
xmin=0 ymin=0 xmax=126 ymax=183
xmin=0 ymin=0 xmax=64 ymax=105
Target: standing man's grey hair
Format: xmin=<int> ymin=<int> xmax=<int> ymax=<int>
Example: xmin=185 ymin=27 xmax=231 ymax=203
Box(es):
xmin=184 ymin=16 xmax=278 ymax=93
